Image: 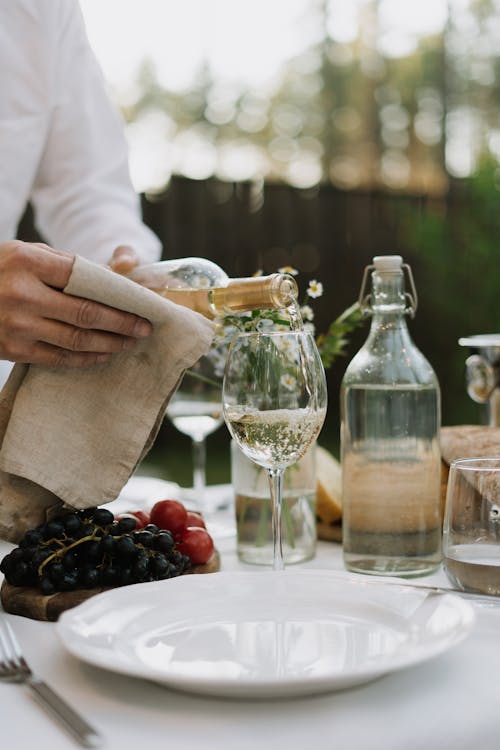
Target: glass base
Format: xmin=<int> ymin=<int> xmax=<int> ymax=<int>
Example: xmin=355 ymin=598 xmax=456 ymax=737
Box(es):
xmin=343 ymin=555 xmax=441 ymax=578
xmin=238 ymin=545 xmax=315 ymax=566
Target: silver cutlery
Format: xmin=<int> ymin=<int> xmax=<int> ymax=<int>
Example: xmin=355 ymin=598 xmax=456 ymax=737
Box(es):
xmin=0 ymin=617 xmax=102 ymax=747
xmin=340 ymin=575 xmax=500 ymax=604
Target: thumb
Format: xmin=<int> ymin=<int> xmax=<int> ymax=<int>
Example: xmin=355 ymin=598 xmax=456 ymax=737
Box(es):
xmin=108 ymin=245 xmax=139 ymax=275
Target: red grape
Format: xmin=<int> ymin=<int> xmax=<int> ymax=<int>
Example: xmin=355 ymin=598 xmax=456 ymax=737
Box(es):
xmin=185 ymin=511 xmax=206 ymax=529
xmin=150 ymin=499 xmax=188 ymax=535
xmin=177 ymin=527 xmax=214 ymax=565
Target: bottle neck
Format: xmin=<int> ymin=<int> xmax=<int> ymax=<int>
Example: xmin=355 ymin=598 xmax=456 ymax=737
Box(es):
xmin=210 ymin=273 xmax=298 ymax=315
xmin=369 ymin=269 xmax=407 ymax=325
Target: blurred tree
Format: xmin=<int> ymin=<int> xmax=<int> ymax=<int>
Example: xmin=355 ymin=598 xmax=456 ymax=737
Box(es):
xmin=398 ymin=156 xmax=500 ymax=423
xmin=105 ymin=0 xmax=500 ymax=197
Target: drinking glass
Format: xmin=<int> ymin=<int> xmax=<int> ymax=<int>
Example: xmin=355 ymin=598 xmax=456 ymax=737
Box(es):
xmin=222 ymin=331 xmax=327 ymax=571
xmin=231 ymin=440 xmax=317 ymax=565
xmin=443 ymin=457 xmax=500 ymax=595
xmin=166 ymin=353 xmax=224 ymax=514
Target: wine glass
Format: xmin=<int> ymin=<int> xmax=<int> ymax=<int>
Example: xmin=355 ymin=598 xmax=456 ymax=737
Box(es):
xmin=222 ymin=330 xmax=327 ymax=570
xmin=166 ymin=352 xmax=225 ymax=515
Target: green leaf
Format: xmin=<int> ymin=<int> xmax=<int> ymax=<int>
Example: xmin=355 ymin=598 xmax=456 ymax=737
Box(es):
xmin=316 ymin=301 xmax=365 ymax=370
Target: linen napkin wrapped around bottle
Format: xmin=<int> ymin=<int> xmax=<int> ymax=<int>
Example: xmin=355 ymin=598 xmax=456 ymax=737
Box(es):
xmin=0 ymin=256 xmax=215 ymax=543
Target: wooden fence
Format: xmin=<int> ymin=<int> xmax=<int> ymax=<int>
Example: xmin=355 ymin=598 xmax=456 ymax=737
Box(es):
xmin=18 ymin=176 xmax=496 ymax=443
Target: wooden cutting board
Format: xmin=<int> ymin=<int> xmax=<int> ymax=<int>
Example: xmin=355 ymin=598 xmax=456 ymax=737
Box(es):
xmin=0 ymin=550 xmax=220 ymax=622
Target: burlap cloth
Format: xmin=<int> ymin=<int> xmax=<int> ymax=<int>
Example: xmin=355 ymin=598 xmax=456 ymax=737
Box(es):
xmin=0 ymin=256 xmax=215 ymax=542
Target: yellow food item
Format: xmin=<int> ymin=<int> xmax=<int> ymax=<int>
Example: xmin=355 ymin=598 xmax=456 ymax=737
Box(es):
xmin=316 ymin=445 xmax=342 ymax=524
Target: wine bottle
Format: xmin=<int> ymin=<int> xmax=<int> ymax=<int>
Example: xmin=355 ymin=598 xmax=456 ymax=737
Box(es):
xmin=126 ymin=258 xmax=298 ymax=319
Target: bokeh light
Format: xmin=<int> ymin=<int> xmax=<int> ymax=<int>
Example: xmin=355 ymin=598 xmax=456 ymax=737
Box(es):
xmin=80 ymin=0 xmax=498 ymax=194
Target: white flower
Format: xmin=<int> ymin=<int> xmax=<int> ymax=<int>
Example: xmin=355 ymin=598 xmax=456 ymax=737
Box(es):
xmin=300 ymin=304 xmax=314 ymax=321
xmin=307 ymin=279 xmax=323 ymax=298
xmin=280 ymin=373 xmax=297 ymax=390
xmin=303 ymin=322 xmax=316 ymax=335
xmin=275 ymin=336 xmax=294 ymax=358
xmin=256 ymin=318 xmax=275 ymax=331
xmin=278 ymin=265 xmax=299 ymax=276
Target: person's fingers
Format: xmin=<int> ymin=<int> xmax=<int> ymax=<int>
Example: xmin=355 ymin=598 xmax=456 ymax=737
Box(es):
xmin=0 ymin=241 xmax=153 ymax=367
xmin=32 ymin=242 xmax=72 ymax=258
xmin=33 ymin=318 xmax=140 ymax=354
xmin=28 ymin=244 xmax=151 ymax=337
xmin=39 ymin=285 xmax=152 ymax=339
xmin=108 ymin=245 xmax=139 ymax=275
xmin=15 ymin=242 xmax=76 ymax=289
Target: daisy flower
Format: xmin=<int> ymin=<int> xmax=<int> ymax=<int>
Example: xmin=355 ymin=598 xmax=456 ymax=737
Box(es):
xmin=256 ymin=318 xmax=275 ymax=331
xmin=300 ymin=304 xmax=314 ymax=321
xmin=278 ymin=265 xmax=299 ymax=276
xmin=307 ymin=280 xmax=323 ymax=298
xmin=280 ymin=373 xmax=297 ymax=390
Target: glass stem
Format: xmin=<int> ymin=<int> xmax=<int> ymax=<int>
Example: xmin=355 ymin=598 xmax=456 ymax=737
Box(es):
xmin=268 ymin=467 xmax=285 ymax=571
xmin=192 ymin=437 xmax=206 ymax=506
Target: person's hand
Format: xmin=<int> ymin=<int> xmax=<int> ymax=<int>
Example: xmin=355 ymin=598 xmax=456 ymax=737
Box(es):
xmin=107 ymin=245 xmax=140 ymax=275
xmin=0 ymin=241 xmax=152 ymax=367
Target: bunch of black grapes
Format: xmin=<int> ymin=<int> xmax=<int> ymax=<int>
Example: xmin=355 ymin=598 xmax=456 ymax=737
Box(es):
xmin=0 ymin=508 xmax=191 ymax=594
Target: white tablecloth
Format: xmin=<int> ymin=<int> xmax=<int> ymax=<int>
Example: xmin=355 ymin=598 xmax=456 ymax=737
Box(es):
xmin=1 ymin=487 xmax=500 ymax=750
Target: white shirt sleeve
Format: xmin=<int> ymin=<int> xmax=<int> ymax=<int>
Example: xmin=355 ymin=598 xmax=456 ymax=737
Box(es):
xmin=30 ymin=0 xmax=162 ymax=265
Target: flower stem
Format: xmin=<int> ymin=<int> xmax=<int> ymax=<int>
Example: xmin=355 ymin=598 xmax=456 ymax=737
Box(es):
xmin=183 ymin=369 xmax=221 ymax=389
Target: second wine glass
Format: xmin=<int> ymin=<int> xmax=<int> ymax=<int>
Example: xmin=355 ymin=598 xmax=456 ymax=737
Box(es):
xmin=223 ymin=330 xmax=327 ymax=571
xmin=165 ymin=353 xmax=224 ymax=514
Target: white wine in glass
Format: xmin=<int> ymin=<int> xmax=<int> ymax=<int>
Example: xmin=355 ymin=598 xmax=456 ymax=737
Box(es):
xmin=223 ymin=330 xmax=327 ymax=570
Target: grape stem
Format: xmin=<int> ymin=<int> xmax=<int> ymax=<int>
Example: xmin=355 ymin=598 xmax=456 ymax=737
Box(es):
xmin=37 ymin=530 xmax=101 ymax=577
xmin=36 ymin=527 xmax=170 ymax=579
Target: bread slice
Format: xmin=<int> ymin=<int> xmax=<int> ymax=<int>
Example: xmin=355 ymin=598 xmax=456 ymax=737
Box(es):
xmin=441 ymin=425 xmax=500 ymax=465
xmin=316 ymin=445 xmax=342 ymax=541
xmin=316 ymin=445 xmax=342 ymax=523
xmin=440 ymin=425 xmax=500 ymax=513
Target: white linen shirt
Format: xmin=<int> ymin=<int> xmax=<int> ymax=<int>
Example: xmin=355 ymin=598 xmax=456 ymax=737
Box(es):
xmin=0 ymin=0 xmax=161 ymax=264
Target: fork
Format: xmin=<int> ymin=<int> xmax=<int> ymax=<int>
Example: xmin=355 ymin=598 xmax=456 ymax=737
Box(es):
xmin=0 ymin=617 xmax=102 ymax=747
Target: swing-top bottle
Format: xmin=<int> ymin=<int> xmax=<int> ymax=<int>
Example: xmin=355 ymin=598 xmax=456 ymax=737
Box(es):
xmin=340 ymin=255 xmax=442 ymax=577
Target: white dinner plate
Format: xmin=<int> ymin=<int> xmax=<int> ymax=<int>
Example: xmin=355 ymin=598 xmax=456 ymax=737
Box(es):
xmin=57 ymin=570 xmax=475 ymax=698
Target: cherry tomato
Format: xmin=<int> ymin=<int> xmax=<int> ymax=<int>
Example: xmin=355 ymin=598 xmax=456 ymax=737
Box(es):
xmin=177 ymin=527 xmax=214 ymax=565
xmin=150 ymin=499 xmax=188 ymax=535
xmin=185 ymin=511 xmax=206 ymax=529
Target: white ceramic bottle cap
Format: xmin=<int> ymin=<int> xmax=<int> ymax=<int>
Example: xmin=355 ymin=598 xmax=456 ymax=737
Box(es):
xmin=373 ymin=255 xmax=403 ymax=272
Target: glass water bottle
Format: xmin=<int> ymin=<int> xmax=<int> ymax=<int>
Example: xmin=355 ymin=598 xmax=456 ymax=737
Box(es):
xmin=341 ymin=255 xmax=442 ymax=577
xmin=127 ymin=258 xmax=298 ymax=318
